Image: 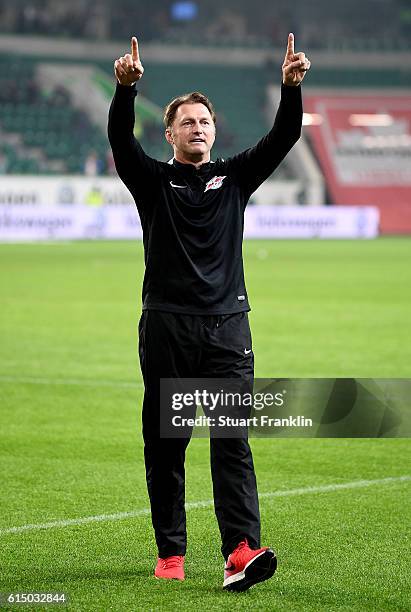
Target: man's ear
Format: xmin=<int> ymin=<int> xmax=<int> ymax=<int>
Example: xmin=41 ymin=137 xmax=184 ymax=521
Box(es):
xmin=165 ymin=128 xmax=174 ymax=145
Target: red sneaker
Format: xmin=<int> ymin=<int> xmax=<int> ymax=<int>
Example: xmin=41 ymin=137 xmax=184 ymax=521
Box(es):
xmin=154 ymin=555 xmax=185 ymax=581
xmin=223 ymin=539 xmax=277 ymax=592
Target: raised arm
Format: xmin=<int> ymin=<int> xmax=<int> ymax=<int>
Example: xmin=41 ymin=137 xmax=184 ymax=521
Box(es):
xmin=108 ymin=37 xmax=157 ymax=190
xmin=225 ymin=34 xmax=310 ymax=197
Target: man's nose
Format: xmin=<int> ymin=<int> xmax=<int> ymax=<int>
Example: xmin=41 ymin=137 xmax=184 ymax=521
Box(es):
xmin=192 ymin=122 xmax=203 ymax=133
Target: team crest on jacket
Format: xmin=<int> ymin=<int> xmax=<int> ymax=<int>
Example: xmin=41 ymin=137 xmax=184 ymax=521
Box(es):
xmin=204 ymin=175 xmax=227 ymax=192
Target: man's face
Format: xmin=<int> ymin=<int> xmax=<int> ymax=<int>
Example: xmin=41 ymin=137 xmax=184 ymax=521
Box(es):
xmin=165 ymin=103 xmax=216 ymax=162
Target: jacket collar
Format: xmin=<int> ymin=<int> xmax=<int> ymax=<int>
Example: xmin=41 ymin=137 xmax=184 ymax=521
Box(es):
xmin=169 ymin=158 xmax=215 ymax=174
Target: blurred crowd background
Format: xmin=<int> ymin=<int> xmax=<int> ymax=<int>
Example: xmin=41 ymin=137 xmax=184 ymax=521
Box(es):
xmin=1 ymin=0 xmax=410 ymax=50
xmin=0 ymin=0 xmax=410 ymax=233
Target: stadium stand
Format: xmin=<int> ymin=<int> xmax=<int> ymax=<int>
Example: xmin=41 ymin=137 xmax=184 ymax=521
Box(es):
xmin=0 ymin=0 xmax=409 ymax=228
xmin=1 ymin=0 xmax=410 ymax=51
xmin=0 ymin=53 xmax=280 ymax=175
xmin=0 ymin=54 xmax=108 ymax=174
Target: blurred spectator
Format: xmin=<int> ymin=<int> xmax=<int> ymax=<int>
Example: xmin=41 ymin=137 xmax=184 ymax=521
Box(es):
xmin=206 ymin=10 xmax=246 ymax=42
xmin=48 ymin=85 xmax=70 ymax=107
xmin=85 ymin=185 xmax=104 ymax=206
xmin=0 ymin=150 xmax=8 ymax=174
xmin=106 ymin=149 xmax=116 ymax=175
xmin=84 ymin=150 xmax=103 ymax=176
xmin=27 ymin=79 xmax=39 ymax=102
xmin=72 ymin=110 xmax=90 ymax=137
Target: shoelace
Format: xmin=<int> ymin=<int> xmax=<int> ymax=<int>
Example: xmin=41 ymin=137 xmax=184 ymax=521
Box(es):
xmin=235 ymin=539 xmax=249 ymax=552
xmin=161 ymin=556 xmax=184 ymax=569
xmin=229 ymin=539 xmax=252 ymax=566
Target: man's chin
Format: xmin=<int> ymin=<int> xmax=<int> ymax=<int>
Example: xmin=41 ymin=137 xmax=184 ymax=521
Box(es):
xmin=188 ymin=143 xmax=207 ymax=151
xmin=186 ymin=146 xmax=209 ymax=157
xmin=179 ymin=151 xmax=210 ymax=165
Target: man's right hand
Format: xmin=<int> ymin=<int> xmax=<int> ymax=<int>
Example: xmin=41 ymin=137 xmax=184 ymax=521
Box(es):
xmin=114 ymin=37 xmax=144 ymax=86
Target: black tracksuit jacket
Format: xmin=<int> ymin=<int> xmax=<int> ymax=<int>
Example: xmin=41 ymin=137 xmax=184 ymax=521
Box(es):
xmin=108 ymin=82 xmax=302 ymax=315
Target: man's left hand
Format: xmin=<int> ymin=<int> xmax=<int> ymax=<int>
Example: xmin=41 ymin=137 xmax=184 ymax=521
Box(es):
xmin=282 ymin=33 xmax=311 ymax=86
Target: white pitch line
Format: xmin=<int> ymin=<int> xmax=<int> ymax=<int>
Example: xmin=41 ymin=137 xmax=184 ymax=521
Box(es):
xmin=1 ymin=475 xmax=409 ymax=536
xmin=0 ymin=375 xmax=142 ymax=389
xmin=258 ymin=475 xmax=411 ymax=499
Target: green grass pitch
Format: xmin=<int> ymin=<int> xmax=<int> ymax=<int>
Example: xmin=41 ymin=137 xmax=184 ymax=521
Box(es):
xmin=0 ymin=238 xmax=410 ymax=611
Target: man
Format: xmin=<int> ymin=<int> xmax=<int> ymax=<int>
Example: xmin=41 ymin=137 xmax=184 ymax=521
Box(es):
xmin=108 ymin=33 xmax=310 ymax=592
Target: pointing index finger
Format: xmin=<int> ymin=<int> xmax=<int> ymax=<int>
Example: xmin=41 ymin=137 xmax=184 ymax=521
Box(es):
xmin=131 ymin=36 xmax=139 ymax=62
xmin=286 ymin=32 xmax=294 ymax=57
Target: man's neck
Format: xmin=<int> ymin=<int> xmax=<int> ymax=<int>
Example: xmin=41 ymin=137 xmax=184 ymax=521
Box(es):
xmin=174 ymin=152 xmax=210 ymax=169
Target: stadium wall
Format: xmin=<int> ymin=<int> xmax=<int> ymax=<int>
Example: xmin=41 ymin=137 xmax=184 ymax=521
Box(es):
xmin=304 ymin=90 xmax=411 ymax=234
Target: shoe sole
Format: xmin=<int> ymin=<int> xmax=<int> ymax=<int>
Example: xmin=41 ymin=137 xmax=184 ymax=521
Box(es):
xmin=223 ymin=548 xmax=277 ymax=592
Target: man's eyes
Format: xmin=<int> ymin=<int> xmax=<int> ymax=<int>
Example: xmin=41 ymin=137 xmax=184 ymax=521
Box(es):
xmin=182 ymin=120 xmax=210 ymax=126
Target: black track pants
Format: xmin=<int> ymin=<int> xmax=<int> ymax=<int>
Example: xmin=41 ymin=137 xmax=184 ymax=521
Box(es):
xmin=138 ymin=310 xmax=261 ymax=560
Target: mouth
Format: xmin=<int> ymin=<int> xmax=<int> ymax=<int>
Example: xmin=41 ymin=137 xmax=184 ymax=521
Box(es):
xmin=189 ymin=139 xmax=205 ymax=144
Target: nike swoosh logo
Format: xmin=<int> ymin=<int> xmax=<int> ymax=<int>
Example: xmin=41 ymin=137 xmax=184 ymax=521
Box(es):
xmin=170 ymin=182 xmax=187 ymax=188
xmin=244 ymin=348 xmax=252 ymax=355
